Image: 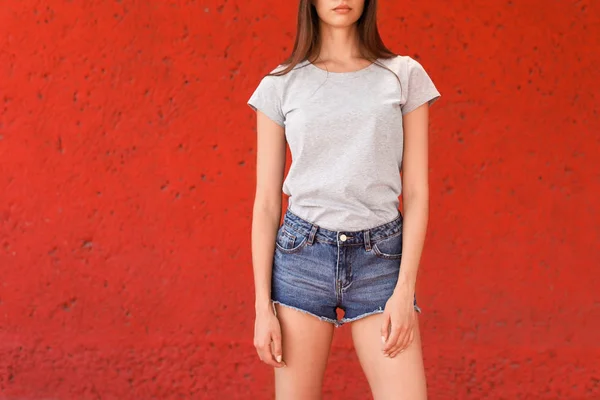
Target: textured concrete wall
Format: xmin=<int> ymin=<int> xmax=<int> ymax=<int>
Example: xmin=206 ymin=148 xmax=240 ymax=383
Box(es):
xmin=0 ymin=0 xmax=599 ymax=399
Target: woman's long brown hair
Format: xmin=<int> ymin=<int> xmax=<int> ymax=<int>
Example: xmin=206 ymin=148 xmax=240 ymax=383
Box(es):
xmin=269 ymin=0 xmax=397 ymax=77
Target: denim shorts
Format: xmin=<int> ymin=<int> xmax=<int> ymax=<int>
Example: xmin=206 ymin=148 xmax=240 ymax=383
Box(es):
xmin=271 ymin=208 xmax=421 ymax=328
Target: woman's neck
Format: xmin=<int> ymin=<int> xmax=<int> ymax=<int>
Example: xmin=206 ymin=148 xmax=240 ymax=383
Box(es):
xmin=316 ymin=24 xmax=362 ymax=62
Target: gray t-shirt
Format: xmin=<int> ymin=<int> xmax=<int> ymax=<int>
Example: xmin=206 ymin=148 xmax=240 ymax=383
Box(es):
xmin=247 ymin=55 xmax=441 ymax=231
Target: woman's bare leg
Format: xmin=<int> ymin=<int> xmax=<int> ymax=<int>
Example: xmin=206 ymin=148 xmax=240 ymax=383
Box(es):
xmin=350 ymin=313 xmax=427 ymax=400
xmin=273 ymin=303 xmax=336 ymax=400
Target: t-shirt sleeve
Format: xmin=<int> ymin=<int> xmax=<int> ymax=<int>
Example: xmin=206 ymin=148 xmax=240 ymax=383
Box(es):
xmin=247 ymin=75 xmax=285 ymax=127
xmin=401 ymin=57 xmax=441 ymax=115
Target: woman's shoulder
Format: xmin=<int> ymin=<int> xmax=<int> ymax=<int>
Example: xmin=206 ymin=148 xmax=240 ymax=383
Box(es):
xmin=270 ymin=60 xmax=313 ymax=76
xmin=258 ymin=61 xmax=305 ymax=82
xmin=268 ymin=63 xmax=288 ymax=75
xmin=378 ymin=54 xmax=436 ymax=79
xmin=377 ymin=54 xmax=413 ymax=71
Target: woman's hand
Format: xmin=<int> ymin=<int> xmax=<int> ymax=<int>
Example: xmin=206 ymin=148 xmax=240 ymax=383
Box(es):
xmin=254 ymin=302 xmax=287 ymax=368
xmin=380 ymin=286 xmax=417 ymax=358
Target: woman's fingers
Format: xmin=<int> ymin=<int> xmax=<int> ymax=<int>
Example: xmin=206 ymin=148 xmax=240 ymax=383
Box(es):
xmin=254 ymin=309 xmax=286 ymax=368
xmin=255 ymin=336 xmax=280 ymax=368
xmin=381 ymin=312 xmax=397 ymax=356
xmin=380 ymin=312 xmax=391 ymax=345
xmin=395 ymin=328 xmax=409 ymax=355
xmin=390 ymin=323 xmax=415 ymax=358
xmin=383 ymin=320 xmax=403 ymax=355
xmin=381 ymin=299 xmax=418 ymax=357
xmin=270 ymin=332 xmax=286 ymax=367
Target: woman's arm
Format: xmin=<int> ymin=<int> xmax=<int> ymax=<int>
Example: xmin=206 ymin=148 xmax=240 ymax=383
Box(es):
xmin=397 ymin=103 xmax=430 ymax=293
xmin=252 ymin=110 xmax=286 ymax=312
xmin=381 ymin=102 xmax=430 ymax=358
xmin=252 ymin=110 xmax=287 ymax=368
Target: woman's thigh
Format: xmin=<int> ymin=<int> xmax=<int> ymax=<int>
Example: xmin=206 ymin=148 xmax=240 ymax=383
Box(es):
xmin=350 ymin=313 xmax=427 ymax=400
xmin=274 ymin=303 xmax=336 ymax=400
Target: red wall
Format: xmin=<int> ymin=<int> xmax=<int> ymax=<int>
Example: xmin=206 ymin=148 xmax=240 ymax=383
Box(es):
xmin=1 ymin=1 xmax=599 ymax=399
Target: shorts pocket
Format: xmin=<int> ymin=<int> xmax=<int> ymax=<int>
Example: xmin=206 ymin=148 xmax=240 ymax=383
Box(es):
xmin=371 ymin=232 xmax=402 ymax=260
xmin=275 ymin=225 xmax=309 ymax=254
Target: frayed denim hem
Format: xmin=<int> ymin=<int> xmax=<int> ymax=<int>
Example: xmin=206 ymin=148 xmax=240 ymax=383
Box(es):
xmin=339 ymin=307 xmax=385 ymax=324
xmin=340 ymin=304 xmax=422 ymax=324
xmin=271 ymin=301 xmax=342 ymax=327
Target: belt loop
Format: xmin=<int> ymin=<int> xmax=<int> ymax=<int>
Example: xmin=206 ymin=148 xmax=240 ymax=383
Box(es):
xmin=307 ymin=224 xmax=318 ymax=245
xmin=364 ymin=229 xmax=371 ymax=251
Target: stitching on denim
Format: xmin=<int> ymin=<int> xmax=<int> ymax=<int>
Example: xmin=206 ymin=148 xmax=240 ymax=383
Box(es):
xmin=372 ymin=230 xmax=402 ymax=242
xmin=371 ymin=232 xmax=403 ymax=259
xmin=275 ymin=238 xmax=308 ymax=254
xmin=285 ymin=208 xmax=403 ymax=243
xmin=283 ymin=224 xmax=305 ymax=237
xmin=335 ymin=233 xmax=341 ymax=304
xmin=341 ymin=255 xmax=353 ymax=292
xmin=281 ymin=226 xmax=296 ymax=241
xmin=372 ymin=244 xmax=402 ymax=259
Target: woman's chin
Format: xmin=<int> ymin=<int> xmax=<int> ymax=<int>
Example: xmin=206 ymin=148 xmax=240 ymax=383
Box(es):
xmin=322 ymin=15 xmax=360 ymax=29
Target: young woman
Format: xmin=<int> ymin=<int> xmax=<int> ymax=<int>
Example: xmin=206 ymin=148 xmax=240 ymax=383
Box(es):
xmin=247 ymin=0 xmax=441 ymax=398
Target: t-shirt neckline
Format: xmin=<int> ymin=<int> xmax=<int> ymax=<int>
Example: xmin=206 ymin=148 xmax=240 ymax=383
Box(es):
xmin=304 ymin=59 xmax=379 ymax=78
